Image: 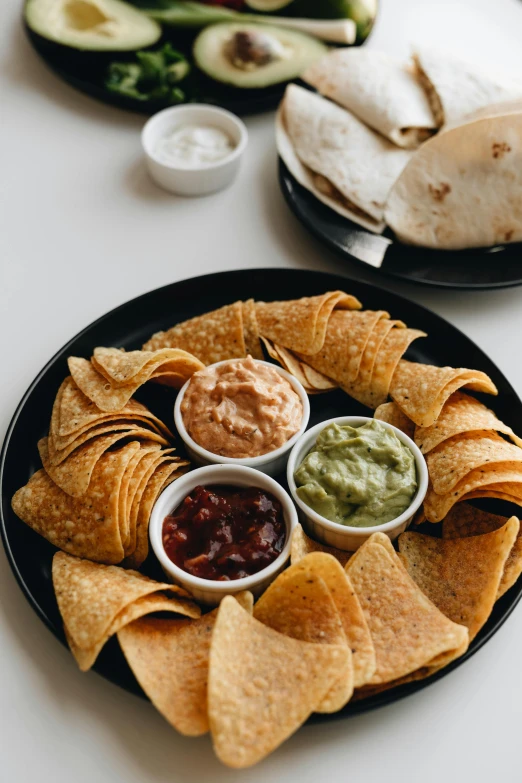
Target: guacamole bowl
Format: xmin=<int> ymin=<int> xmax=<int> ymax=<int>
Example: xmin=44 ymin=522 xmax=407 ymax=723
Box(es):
xmin=286 ymin=416 xmax=428 ymax=551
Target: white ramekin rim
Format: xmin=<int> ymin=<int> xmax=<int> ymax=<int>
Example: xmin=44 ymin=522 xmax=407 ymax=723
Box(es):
xmin=141 ymin=104 xmax=248 ymax=172
xmin=149 ymin=464 xmax=298 ymax=595
xmin=286 ymin=415 xmax=428 ymax=536
xmin=174 ymin=358 xmax=310 ymax=467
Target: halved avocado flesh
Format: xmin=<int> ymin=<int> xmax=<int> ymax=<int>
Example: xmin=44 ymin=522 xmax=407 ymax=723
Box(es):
xmin=193 ymin=22 xmax=327 ymax=89
xmin=25 ymin=0 xmax=162 ymax=51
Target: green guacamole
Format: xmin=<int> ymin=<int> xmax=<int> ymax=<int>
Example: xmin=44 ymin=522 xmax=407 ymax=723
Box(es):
xmin=294 ymin=420 xmax=417 ymax=527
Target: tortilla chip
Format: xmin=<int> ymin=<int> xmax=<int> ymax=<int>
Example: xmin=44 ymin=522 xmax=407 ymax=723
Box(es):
xmin=47 ymin=420 xmax=168 ymax=467
xmin=415 ymin=391 xmax=522 ymax=454
xmin=289 ymin=551 xmax=376 ymax=688
xmin=52 ymin=551 xmax=198 ymax=668
xmin=39 ymin=433 xmax=160 ymax=498
xmin=390 ymin=361 xmax=498 ymax=427
xmin=374 ymin=401 xmax=416 ymax=438
xmin=260 ymin=338 xmax=335 ymax=394
xmin=68 ymin=357 xmax=138 ymax=413
xmin=242 ymin=300 xmax=263 ymax=360
xmin=142 ymin=302 xmax=246 ymax=365
xmin=346 ymin=533 xmax=468 ymax=684
xmin=423 ymin=468 xmax=522 ymax=522
xmin=427 ymin=432 xmax=522 ymax=495
xmin=253 ymin=564 xmax=353 ymax=712
xmin=125 ymin=450 xmax=175 ymax=558
xmin=298 ymin=310 xmax=389 ymax=387
xmin=208 ymin=596 xmax=349 ymax=768
xmin=256 ymin=291 xmax=362 ymax=356
xmin=366 ymin=329 xmax=426 ymax=409
xmin=51 ymin=377 xmax=172 ymax=451
xmin=442 ymin=504 xmax=522 ymax=598
xmin=125 ymin=458 xmax=189 ymax=568
xmin=118 ymin=592 xmax=253 ymax=737
xmin=398 ymin=518 xmax=519 ymax=640
xmin=291 ymin=524 xmax=351 ymax=567
xmin=12 ymin=443 xmax=141 ymax=563
xmin=354 ymin=319 xmax=402 ymax=393
xmin=92 ymin=347 xmax=203 ymax=387
xmin=67 ymin=591 xmax=199 ymax=671
xmin=118 ymin=444 xmax=163 ymax=552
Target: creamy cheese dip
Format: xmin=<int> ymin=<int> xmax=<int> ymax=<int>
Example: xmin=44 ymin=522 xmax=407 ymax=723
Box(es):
xmin=181 ymin=357 xmax=303 ymax=459
xmin=155 ymin=124 xmax=235 ymax=167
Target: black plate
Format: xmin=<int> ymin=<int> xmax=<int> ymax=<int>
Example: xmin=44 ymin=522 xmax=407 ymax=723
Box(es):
xmin=25 ymin=9 xmax=373 ymax=117
xmin=279 ymin=160 xmax=522 ymax=290
xmin=2 ymin=268 xmax=522 ymax=719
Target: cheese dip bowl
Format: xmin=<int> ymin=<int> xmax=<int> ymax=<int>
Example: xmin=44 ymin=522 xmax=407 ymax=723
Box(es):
xmin=174 ymin=357 xmax=310 ymax=477
xmin=287 ymin=416 xmax=428 ymax=551
xmin=149 ymin=464 xmax=298 ymax=605
xmin=142 ymin=104 xmax=248 ymax=196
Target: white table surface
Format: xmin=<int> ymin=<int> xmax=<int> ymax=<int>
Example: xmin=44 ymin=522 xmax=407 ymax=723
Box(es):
xmin=2 ymin=0 xmax=522 ymax=780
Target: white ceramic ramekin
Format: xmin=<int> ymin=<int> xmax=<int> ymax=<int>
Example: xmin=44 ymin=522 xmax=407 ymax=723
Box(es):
xmin=287 ymin=416 xmax=428 ymax=552
xmin=149 ymin=464 xmax=297 ymax=605
xmin=174 ymin=359 xmax=310 ymax=477
xmin=141 ymin=104 xmax=248 ymax=196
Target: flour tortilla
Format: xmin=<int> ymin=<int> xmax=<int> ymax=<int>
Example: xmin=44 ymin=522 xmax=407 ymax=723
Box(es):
xmin=279 ymin=85 xmax=411 ymax=231
xmin=385 ymin=112 xmax=522 ymax=250
xmin=303 ymin=49 xmax=436 ymax=148
xmin=414 ymin=47 xmax=522 ymax=127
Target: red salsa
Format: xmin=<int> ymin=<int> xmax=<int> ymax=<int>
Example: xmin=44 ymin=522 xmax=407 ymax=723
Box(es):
xmin=162 ymin=485 xmax=286 ymax=581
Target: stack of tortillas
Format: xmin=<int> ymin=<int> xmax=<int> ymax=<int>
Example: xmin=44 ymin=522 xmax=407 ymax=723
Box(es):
xmin=278 ymin=46 xmax=522 ymax=249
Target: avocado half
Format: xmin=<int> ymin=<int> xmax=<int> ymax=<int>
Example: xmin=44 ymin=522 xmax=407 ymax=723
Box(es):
xmin=193 ymin=22 xmax=327 ymax=89
xmin=25 ymin=0 xmax=162 ymax=51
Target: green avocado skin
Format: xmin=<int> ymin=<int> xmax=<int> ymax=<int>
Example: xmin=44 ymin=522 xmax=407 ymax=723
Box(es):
xmin=294 ymin=420 xmax=417 ymax=528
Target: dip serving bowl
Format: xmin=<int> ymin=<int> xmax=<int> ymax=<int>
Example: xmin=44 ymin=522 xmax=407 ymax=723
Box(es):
xmin=174 ymin=359 xmax=310 ymax=477
xmin=286 ymin=416 xmax=428 ymax=552
xmin=149 ymin=464 xmax=298 ymax=605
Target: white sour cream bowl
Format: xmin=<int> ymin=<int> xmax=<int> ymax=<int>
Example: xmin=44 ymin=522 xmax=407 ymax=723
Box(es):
xmin=149 ymin=464 xmax=297 ymax=605
xmin=174 ymin=358 xmax=310 ymax=477
xmin=142 ymin=104 xmax=248 ymax=196
xmin=287 ymin=416 xmax=428 ymax=552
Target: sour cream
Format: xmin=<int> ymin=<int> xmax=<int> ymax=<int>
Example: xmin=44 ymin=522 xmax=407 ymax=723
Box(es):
xmin=154 ymin=124 xmax=235 ymax=168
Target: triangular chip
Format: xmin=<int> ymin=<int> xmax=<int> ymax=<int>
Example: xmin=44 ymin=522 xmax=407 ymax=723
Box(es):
xmin=68 ymin=356 xmax=140 ymax=413
xmin=297 ymin=310 xmax=389 ymax=387
xmin=346 ymin=533 xmax=468 ymax=684
xmin=423 ymin=468 xmax=522 ymax=522
xmin=47 ymin=419 xmax=168 ymax=467
xmin=289 ymin=552 xmax=376 ymax=688
xmin=66 ymin=591 xmax=199 ymax=671
xmin=142 ymin=302 xmax=246 ymax=365
xmin=260 ymin=338 xmax=336 ymax=394
xmin=390 ymin=361 xmax=497 ymax=427
xmin=12 ymin=443 xmax=141 ymax=563
xmin=208 ymin=596 xmax=349 ymax=768
xmin=426 ymin=432 xmax=522 ymax=495
xmin=374 ymin=401 xmax=415 ymax=438
xmin=398 ymin=518 xmax=519 ymax=640
xmin=51 ymin=377 xmax=172 ymax=451
xmin=39 ymin=433 xmax=161 ymax=497
xmin=52 ymin=551 xmax=199 ymax=669
xmin=253 ymin=563 xmax=353 ymax=712
xmin=415 ymin=392 xmax=522 ymax=454
xmin=92 ymin=347 xmax=203 ymax=387
xmin=442 ymin=504 xmax=522 ymax=599
xmin=291 ymin=524 xmax=351 ymax=567
xmin=118 ymin=592 xmax=253 ymax=737
xmin=256 ymin=290 xmax=361 ymax=356
xmin=241 ymin=300 xmax=263 ymax=360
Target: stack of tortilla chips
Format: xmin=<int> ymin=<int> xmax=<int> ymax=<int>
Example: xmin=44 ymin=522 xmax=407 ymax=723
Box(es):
xmin=11 ymin=351 xmax=200 ymax=566
xmin=117 ymin=539 xmax=476 ymax=767
xmin=376 ymin=389 xmax=522 ymax=523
